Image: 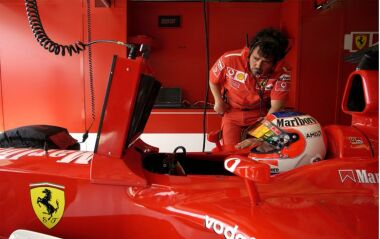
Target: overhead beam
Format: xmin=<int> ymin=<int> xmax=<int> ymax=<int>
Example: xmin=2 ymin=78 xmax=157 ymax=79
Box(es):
xmin=95 ymin=0 xmax=111 ymax=8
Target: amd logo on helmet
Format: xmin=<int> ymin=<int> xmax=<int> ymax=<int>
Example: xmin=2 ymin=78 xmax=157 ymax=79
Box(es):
xmin=276 ymin=116 xmax=317 ymax=127
xmin=306 ymin=130 xmax=322 ymax=139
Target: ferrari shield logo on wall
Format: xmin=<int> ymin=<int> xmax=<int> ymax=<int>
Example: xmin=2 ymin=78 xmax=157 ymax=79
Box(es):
xmin=354 ymin=34 xmax=368 ymax=50
xmin=30 ymin=182 xmax=65 ymax=229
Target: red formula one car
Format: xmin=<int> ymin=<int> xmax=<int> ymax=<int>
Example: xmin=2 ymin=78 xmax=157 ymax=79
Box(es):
xmin=0 ymin=47 xmax=378 ymax=239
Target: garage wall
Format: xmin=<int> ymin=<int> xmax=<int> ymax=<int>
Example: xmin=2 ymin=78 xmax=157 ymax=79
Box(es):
xmin=129 ymin=0 xmax=378 ymax=128
xmin=338 ymin=0 xmax=378 ymax=125
xmin=298 ymin=0 xmax=347 ymax=126
xmin=280 ymin=0 xmax=302 ymax=109
xmin=298 ymin=0 xmax=378 ymax=126
xmin=0 ymin=0 xmax=84 ymax=132
xmin=0 ymin=0 xmax=126 ymax=133
xmin=0 ymin=0 xmax=378 ymax=151
xmin=128 ymin=1 xmax=284 ymax=105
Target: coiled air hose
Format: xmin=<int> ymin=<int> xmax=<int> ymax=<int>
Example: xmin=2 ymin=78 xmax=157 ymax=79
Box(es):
xmin=25 ymin=0 xmax=133 ymax=56
xmin=25 ymin=0 xmax=86 ymax=56
xmin=24 ymin=0 xmax=136 ymax=144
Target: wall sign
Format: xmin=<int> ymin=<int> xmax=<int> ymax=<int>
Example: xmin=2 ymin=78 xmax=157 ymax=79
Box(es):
xmin=344 ymin=31 xmax=378 ymax=52
xmin=158 ymin=16 xmax=181 ymax=28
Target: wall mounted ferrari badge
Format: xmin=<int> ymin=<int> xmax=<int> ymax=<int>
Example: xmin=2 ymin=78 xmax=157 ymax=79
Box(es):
xmin=29 ymin=182 xmax=65 ymax=229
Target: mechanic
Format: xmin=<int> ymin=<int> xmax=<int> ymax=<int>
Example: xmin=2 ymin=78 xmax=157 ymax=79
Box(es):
xmin=209 ymin=28 xmax=291 ymax=150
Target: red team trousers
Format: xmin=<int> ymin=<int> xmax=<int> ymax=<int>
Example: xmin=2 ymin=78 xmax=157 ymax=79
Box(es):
xmin=221 ymin=108 xmax=263 ymax=148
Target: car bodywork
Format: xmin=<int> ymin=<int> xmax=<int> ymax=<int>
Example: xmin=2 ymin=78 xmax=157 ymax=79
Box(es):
xmin=0 ymin=53 xmax=378 ymax=239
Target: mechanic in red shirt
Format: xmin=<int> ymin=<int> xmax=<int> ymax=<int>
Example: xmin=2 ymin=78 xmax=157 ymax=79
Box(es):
xmin=209 ymin=28 xmax=290 ymax=150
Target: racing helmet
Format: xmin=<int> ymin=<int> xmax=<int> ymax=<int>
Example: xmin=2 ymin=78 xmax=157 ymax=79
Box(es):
xmin=246 ymin=111 xmax=326 ymax=174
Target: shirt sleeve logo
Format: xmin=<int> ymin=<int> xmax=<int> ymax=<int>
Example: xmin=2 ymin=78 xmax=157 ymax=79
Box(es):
xmin=212 ymin=59 xmax=225 ymax=78
xmin=217 ymin=59 xmax=225 ymax=70
xmin=279 ymin=73 xmax=291 ymax=81
xmin=212 ymin=66 xmax=221 ymax=77
xmin=226 ymin=67 xmax=235 ymax=78
xmin=274 ymin=80 xmax=290 ymax=91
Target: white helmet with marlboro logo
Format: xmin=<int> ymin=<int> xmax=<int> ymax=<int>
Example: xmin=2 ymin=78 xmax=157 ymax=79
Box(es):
xmin=245 ymin=111 xmax=326 ymax=174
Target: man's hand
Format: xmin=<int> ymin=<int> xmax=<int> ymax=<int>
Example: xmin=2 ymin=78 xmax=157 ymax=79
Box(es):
xmin=235 ymin=138 xmax=262 ymax=150
xmin=214 ymin=101 xmax=230 ymax=115
xmin=209 ymin=81 xmax=230 ymax=115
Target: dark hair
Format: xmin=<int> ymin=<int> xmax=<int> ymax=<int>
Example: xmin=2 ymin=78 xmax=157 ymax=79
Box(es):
xmin=249 ymin=28 xmax=289 ymax=63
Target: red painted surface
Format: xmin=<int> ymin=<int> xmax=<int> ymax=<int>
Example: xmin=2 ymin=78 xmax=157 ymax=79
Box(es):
xmin=0 ymin=55 xmax=378 ymax=238
xmin=95 ymin=56 xmax=143 ymax=158
xmin=0 ymin=0 xmax=84 ymax=132
xmin=0 ymin=0 xmax=378 ymax=136
xmin=130 ymin=0 xmax=378 ymax=132
xmin=1 ymin=147 xmax=377 ymax=239
xmin=145 ymin=109 xmax=221 ymax=133
xmin=280 ymin=0 xmax=302 ymax=109
xmin=83 ymin=0 xmax=127 ymax=132
xmin=338 ymin=0 xmax=379 ymax=125
xmin=128 ymin=1 xmax=283 ymax=105
xmin=298 ymin=0 xmax=378 ymax=126
xmin=342 ymin=70 xmax=379 ymax=156
xmin=0 ymin=0 xmax=126 ymax=133
xmin=298 ymin=0 xmax=345 ymax=125
xmin=324 ymin=125 xmax=373 ymax=159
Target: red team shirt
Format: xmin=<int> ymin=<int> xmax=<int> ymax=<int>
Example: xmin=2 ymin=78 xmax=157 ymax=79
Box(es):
xmin=210 ymin=47 xmax=290 ymax=110
xmin=210 ymin=47 xmax=291 ymax=148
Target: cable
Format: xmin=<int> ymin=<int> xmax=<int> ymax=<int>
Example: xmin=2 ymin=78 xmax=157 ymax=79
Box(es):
xmin=81 ymin=0 xmax=95 ymax=143
xmin=25 ymin=0 xmax=134 ymax=57
xmin=24 ymin=0 xmax=136 ymax=144
xmin=87 ymin=39 xmax=132 ymax=48
xmin=25 ymin=0 xmax=86 ymax=56
xmin=202 ymin=0 xmax=210 ymax=152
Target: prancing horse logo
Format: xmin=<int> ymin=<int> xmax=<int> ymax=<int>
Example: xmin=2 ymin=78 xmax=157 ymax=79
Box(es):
xmin=37 ymin=188 xmax=59 ymax=220
xmin=354 ymin=34 xmax=368 ymax=50
xmin=30 ymin=183 xmax=65 ymax=229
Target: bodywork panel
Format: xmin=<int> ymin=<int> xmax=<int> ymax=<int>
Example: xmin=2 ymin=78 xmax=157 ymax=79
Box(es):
xmin=0 ymin=54 xmax=378 ymax=239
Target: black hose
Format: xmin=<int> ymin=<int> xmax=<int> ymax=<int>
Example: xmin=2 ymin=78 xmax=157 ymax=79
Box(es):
xmin=25 ymin=0 xmax=86 ymax=56
xmin=202 ymin=0 xmax=210 ymax=152
xmin=24 ymin=0 xmax=136 ymax=144
xmin=25 ymin=0 xmax=134 ymax=57
xmin=81 ymin=0 xmax=95 ymax=143
xmin=173 ymin=146 xmax=187 ymax=155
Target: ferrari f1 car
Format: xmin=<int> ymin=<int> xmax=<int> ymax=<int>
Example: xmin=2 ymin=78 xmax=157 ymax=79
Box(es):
xmin=0 ymin=46 xmax=378 ymax=239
